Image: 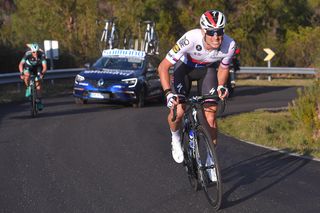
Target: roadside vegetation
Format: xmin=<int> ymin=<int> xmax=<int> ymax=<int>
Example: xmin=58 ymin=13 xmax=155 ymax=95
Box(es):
xmin=218 ymin=79 xmax=320 ymax=159
xmin=1 ymin=1 xmax=320 ymax=71
xmin=236 ymin=78 xmax=314 ymax=87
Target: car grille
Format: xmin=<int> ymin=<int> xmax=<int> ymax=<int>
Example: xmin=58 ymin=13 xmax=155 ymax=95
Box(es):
xmin=87 ymin=79 xmax=120 ymax=88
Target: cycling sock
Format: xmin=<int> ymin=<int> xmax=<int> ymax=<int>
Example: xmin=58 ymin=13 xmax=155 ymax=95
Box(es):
xmin=171 ymin=129 xmax=181 ymax=143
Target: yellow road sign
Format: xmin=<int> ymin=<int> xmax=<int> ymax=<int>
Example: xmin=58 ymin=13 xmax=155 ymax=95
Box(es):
xmin=263 ymin=48 xmax=275 ymax=61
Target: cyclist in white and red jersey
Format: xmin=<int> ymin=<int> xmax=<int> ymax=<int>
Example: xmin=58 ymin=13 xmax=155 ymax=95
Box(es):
xmin=158 ymin=10 xmax=236 ymax=165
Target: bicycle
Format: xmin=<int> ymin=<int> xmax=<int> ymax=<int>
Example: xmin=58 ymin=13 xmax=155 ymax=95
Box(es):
xmin=122 ymin=27 xmax=134 ymax=49
xmin=141 ymin=20 xmax=159 ymax=55
xmin=172 ymin=94 xmax=226 ymax=210
xmin=98 ymin=17 xmax=120 ymax=51
xmin=28 ymin=72 xmax=42 ymax=117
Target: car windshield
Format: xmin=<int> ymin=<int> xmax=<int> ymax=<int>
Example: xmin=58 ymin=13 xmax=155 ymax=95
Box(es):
xmin=93 ymin=57 xmax=144 ymax=70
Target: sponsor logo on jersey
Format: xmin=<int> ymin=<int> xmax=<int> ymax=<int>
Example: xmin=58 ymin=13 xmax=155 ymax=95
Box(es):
xmin=172 ymin=44 xmax=181 ymax=53
xmin=209 ymin=88 xmax=216 ymax=95
xmin=177 ymin=83 xmax=183 ymax=93
xmin=196 ymin=45 xmax=202 ymax=51
xmin=178 ymin=36 xmax=190 ymax=48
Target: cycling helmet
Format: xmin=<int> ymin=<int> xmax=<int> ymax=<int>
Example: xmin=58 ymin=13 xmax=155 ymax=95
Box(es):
xmin=200 ymin=10 xmax=226 ymax=31
xmin=27 ymin=43 xmax=39 ymax=52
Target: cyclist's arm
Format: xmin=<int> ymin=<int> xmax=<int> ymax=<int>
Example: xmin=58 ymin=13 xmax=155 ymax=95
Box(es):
xmin=218 ymin=41 xmax=236 ymax=86
xmin=41 ymin=61 xmax=47 ymax=74
xmin=158 ymin=58 xmax=173 ymax=92
xmin=217 ymin=65 xmax=229 ymax=86
xmin=18 ymin=58 xmax=25 ymax=74
xmin=158 ymin=31 xmax=193 ymax=92
xmin=40 ymin=53 xmax=47 ymax=74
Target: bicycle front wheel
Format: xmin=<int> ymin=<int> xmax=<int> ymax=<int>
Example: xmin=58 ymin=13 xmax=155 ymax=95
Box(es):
xmin=182 ymin=129 xmax=200 ymax=191
xmin=30 ymin=83 xmax=37 ymax=117
xmin=195 ymin=125 xmax=222 ymax=210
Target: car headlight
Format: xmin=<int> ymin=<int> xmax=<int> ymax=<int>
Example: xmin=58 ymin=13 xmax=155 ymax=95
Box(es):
xmin=75 ymin=74 xmax=85 ymax=82
xmin=122 ymin=78 xmax=137 ymax=88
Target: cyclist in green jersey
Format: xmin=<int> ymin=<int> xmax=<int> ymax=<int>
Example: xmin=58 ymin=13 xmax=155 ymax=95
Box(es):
xmin=19 ymin=43 xmax=47 ymax=110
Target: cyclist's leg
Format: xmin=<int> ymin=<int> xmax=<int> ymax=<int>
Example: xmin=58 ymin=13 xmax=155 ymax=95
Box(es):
xmin=22 ymin=69 xmax=31 ymax=97
xmin=22 ymin=69 xmax=30 ymax=87
xmin=169 ymin=61 xmax=192 ymax=130
xmin=169 ymin=61 xmax=192 ymax=163
xmin=201 ymin=66 xmax=219 ymax=145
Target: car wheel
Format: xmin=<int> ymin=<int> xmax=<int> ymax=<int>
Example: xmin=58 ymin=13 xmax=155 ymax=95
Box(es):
xmin=133 ymin=87 xmax=145 ymax=108
xmin=75 ymin=97 xmax=87 ymax=104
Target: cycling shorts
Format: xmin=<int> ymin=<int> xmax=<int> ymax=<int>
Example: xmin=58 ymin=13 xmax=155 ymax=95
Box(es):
xmin=22 ymin=66 xmax=42 ymax=81
xmin=172 ymin=61 xmax=219 ymax=103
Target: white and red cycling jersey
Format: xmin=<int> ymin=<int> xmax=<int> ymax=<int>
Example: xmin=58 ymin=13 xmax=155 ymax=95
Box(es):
xmin=166 ymin=29 xmax=236 ymax=69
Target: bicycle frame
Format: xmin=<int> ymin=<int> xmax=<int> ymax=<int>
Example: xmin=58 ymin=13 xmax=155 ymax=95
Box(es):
xmin=101 ymin=21 xmax=110 ymax=43
xmin=109 ymin=21 xmax=117 ymax=49
xmin=142 ymin=21 xmax=158 ymax=54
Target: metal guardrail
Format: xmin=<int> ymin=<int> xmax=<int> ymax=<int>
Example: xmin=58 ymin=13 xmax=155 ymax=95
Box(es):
xmin=0 ymin=66 xmax=317 ymax=85
xmin=0 ymin=68 xmax=84 ymax=84
xmin=238 ymin=67 xmax=317 ymax=75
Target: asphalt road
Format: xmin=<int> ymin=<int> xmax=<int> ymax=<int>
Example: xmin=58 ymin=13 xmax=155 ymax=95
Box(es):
xmin=0 ymin=86 xmax=319 ymax=213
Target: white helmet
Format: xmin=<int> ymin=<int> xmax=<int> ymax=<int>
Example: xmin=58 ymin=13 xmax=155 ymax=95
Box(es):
xmin=27 ymin=43 xmax=39 ymax=52
xmin=200 ymin=10 xmax=226 ymax=31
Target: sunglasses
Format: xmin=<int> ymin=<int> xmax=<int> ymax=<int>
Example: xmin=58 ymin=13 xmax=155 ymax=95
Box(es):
xmin=206 ymin=28 xmax=224 ymax=36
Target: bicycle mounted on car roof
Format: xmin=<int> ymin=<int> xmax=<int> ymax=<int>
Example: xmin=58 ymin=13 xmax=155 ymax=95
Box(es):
xmin=140 ymin=20 xmax=159 ymax=55
xmin=98 ymin=17 xmax=120 ymax=51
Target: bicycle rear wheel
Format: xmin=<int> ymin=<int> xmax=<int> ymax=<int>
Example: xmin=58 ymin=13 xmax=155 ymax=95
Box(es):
xmin=182 ymin=129 xmax=201 ymax=191
xmin=195 ymin=125 xmax=222 ymax=210
xmin=123 ymin=28 xmax=134 ymax=49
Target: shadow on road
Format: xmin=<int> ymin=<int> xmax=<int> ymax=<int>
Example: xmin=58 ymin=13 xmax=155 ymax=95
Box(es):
xmin=220 ymin=150 xmax=310 ymax=209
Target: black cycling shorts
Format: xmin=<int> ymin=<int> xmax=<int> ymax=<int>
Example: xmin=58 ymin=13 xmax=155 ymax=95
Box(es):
xmin=172 ymin=61 xmax=219 ymax=97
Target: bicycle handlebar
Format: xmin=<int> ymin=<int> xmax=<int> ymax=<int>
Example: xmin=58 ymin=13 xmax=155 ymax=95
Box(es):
xmin=171 ymin=94 xmax=226 ymax=122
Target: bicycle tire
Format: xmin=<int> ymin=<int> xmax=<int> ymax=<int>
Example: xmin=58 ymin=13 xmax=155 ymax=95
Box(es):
xmin=195 ymin=125 xmax=222 ymax=210
xmin=182 ymin=128 xmax=201 ymax=191
xmin=123 ymin=28 xmax=134 ymax=49
xmin=30 ymin=81 xmax=37 ymax=117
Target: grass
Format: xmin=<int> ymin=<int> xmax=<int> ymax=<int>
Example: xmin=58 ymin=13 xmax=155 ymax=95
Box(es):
xmin=218 ymin=110 xmax=320 ymax=159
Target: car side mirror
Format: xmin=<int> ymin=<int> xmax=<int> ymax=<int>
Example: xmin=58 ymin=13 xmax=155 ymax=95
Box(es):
xmin=84 ymin=63 xmax=90 ymax=69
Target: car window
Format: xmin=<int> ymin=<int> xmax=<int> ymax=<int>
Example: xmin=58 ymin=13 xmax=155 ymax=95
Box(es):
xmin=146 ymin=56 xmax=160 ymax=71
xmin=93 ymin=57 xmax=144 ymax=70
